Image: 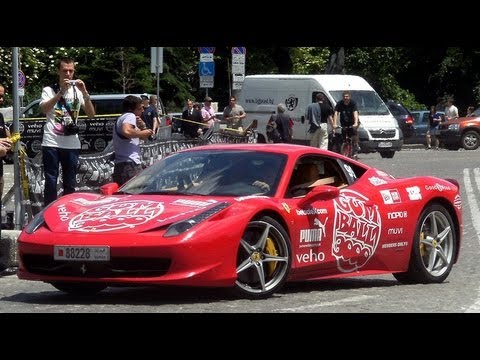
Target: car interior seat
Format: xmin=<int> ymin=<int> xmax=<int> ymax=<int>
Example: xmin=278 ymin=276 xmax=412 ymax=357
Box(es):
xmin=288 ymin=163 xmax=320 ymax=197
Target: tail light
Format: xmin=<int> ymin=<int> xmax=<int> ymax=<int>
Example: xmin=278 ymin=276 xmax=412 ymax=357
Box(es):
xmin=405 ymin=115 xmax=414 ymax=125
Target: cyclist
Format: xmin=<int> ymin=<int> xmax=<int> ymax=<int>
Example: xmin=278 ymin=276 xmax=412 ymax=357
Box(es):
xmin=333 ymin=90 xmax=359 ymax=156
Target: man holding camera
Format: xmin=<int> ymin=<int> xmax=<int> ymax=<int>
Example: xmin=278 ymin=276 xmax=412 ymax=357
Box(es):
xmin=40 ymin=57 xmax=95 ymax=206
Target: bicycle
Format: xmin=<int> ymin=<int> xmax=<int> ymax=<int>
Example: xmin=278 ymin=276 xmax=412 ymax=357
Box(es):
xmin=339 ymin=125 xmax=357 ymax=159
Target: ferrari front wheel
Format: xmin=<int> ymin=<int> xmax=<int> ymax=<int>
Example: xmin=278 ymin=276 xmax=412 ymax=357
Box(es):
xmin=394 ymin=204 xmax=456 ymax=284
xmin=234 ymin=216 xmax=291 ymax=299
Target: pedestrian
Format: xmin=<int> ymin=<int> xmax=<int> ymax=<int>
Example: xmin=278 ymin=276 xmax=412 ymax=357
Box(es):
xmin=270 ymin=103 xmax=291 ymax=143
xmin=0 ymin=84 xmax=12 ymax=200
xmin=466 ymin=106 xmax=475 ymax=117
xmin=182 ymin=99 xmax=203 ymax=138
xmin=141 ymin=95 xmax=160 ymax=136
xmin=40 ymin=57 xmax=95 ymax=206
xmin=223 ymin=95 xmax=246 ymax=132
xmin=333 ymin=90 xmax=360 ymax=156
xmin=112 ymin=95 xmax=153 ymax=186
xmin=426 ymin=105 xmax=441 ymax=150
xmin=445 ymin=98 xmax=459 ymax=121
xmin=201 ymin=96 xmax=218 ymax=130
xmin=306 ymin=93 xmax=332 ymax=149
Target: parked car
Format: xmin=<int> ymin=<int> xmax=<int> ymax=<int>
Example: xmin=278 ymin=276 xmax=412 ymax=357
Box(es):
xmin=438 ymin=107 xmax=480 ymax=150
xmin=410 ymin=110 xmax=445 ymax=146
xmin=17 ymin=143 xmax=462 ymax=299
xmin=386 ymin=100 xmax=415 ymax=142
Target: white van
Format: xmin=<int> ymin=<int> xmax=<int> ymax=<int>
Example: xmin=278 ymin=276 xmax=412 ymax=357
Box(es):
xmin=237 ymin=74 xmax=403 ymax=158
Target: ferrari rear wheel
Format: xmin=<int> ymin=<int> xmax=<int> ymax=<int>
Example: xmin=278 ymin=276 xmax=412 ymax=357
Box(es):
xmin=51 ymin=282 xmax=107 ymax=295
xmin=234 ymin=216 xmax=291 ymax=299
xmin=393 ymin=204 xmax=456 ymax=284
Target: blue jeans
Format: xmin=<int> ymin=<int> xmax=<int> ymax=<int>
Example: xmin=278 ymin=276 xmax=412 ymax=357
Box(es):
xmin=42 ymin=146 xmax=79 ymax=206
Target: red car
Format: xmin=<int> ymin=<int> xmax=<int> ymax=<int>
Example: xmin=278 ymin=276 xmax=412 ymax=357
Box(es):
xmin=17 ymin=144 xmax=463 ymax=299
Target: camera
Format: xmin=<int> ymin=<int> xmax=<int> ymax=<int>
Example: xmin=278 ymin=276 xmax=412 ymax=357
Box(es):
xmin=64 ymin=123 xmax=79 ymax=135
xmin=69 ymin=80 xmax=77 ymax=86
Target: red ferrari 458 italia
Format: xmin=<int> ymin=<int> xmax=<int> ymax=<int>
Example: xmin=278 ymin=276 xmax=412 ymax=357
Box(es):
xmin=17 ymin=144 xmax=463 ymax=299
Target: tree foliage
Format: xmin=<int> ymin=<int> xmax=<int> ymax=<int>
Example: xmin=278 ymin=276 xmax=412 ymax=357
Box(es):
xmin=1 ymin=46 xmax=480 ymax=116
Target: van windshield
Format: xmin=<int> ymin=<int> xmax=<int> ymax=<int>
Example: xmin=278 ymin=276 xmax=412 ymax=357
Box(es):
xmin=330 ymin=90 xmax=390 ymax=116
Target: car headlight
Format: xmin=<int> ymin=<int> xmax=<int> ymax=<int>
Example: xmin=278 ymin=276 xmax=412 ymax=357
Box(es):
xmin=448 ymin=124 xmax=459 ymax=131
xmin=164 ymin=202 xmax=230 ymax=237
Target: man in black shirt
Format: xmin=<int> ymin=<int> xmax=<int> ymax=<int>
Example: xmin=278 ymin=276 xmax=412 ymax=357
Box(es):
xmin=333 ymin=90 xmax=359 ymax=155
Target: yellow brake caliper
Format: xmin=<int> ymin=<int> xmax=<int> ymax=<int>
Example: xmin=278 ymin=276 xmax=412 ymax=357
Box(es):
xmin=264 ymin=238 xmax=278 ymax=275
xmin=419 ymin=231 xmax=425 ymax=257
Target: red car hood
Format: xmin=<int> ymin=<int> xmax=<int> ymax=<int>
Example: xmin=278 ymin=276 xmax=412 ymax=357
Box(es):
xmin=43 ymin=193 xmax=229 ymax=233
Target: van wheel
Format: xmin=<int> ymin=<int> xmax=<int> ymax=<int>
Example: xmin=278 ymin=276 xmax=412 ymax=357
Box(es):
xmin=380 ymin=151 xmax=395 ymax=158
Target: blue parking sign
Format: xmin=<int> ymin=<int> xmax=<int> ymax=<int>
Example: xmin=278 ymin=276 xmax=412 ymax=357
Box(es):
xmin=199 ymin=62 xmax=215 ymax=76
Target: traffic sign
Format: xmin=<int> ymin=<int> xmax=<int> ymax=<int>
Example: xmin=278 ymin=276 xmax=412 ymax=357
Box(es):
xmin=199 ymin=62 xmax=215 ymax=76
xmin=199 ymin=47 xmax=215 ymax=54
xmin=232 ymin=47 xmax=246 ymax=54
xmin=200 ymin=78 xmax=214 ymax=88
xmin=233 ymin=74 xmax=245 ymax=82
xmin=200 ymin=53 xmax=214 ymax=62
xmin=18 ymin=70 xmax=26 ymax=88
xmin=150 ymin=47 xmax=164 ymax=74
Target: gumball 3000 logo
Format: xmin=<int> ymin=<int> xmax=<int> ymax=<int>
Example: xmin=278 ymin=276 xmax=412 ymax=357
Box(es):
xmin=332 ymin=190 xmax=381 ymax=272
xmin=69 ymin=200 xmax=165 ymax=232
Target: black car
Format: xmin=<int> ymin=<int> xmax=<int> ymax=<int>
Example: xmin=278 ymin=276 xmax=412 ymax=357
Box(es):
xmin=386 ymin=100 xmax=415 ymax=142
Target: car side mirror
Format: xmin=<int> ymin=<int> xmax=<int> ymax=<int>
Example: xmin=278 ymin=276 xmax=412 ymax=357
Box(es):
xmin=297 ymin=185 xmax=340 ymax=206
xmin=100 ymin=182 xmax=119 ymax=195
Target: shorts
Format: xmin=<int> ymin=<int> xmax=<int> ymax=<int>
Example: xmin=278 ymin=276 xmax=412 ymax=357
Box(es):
xmin=112 ymin=161 xmax=144 ymax=186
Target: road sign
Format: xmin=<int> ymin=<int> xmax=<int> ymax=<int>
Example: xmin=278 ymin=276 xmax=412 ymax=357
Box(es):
xmin=232 ymin=54 xmax=245 ymax=65
xmin=200 ymin=76 xmax=214 ymax=88
xmin=18 ymin=70 xmax=26 ymax=88
xmin=233 ymin=74 xmax=245 ymax=82
xmin=150 ymin=47 xmax=163 ymax=74
xmin=200 ymin=78 xmax=213 ymax=88
xmin=199 ymin=62 xmax=215 ymax=76
xmin=232 ymin=63 xmax=245 ymax=74
xmin=232 ymin=47 xmax=246 ymax=54
xmin=200 ymin=53 xmax=214 ymax=62
xmin=232 ymin=82 xmax=243 ymax=90
xmin=199 ymin=47 xmax=215 ymax=54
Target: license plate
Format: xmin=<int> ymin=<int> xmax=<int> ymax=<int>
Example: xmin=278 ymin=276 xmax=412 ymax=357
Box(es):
xmin=378 ymin=141 xmax=392 ymax=148
xmin=54 ymin=246 xmax=110 ymax=261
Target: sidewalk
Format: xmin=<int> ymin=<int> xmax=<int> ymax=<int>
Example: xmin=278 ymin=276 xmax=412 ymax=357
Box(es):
xmin=0 ymin=230 xmax=20 ymax=271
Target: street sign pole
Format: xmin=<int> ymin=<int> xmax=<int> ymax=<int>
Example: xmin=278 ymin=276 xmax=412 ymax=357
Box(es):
xmin=12 ymin=47 xmax=23 ymax=229
xmin=156 ymin=47 xmax=161 ymax=115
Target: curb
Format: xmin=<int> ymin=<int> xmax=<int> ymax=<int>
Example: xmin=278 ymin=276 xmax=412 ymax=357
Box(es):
xmin=0 ymin=230 xmax=21 ymax=270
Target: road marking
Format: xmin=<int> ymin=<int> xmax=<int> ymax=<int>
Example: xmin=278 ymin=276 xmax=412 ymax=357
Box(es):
xmin=464 ymin=168 xmax=480 ymax=312
xmin=275 ymin=294 xmax=378 ymax=312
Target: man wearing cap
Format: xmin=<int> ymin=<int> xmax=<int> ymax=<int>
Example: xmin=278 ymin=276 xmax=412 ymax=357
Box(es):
xmin=201 ymin=96 xmax=218 ymax=130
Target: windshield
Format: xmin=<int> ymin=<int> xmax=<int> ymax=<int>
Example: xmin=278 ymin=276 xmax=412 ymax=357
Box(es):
xmin=472 ymin=107 xmax=480 ymax=117
xmin=330 ymin=90 xmax=390 ymax=116
xmin=121 ymin=149 xmax=288 ymax=197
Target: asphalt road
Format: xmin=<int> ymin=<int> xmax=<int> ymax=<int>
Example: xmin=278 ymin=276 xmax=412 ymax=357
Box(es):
xmin=1 ymin=146 xmax=479 ymax=313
